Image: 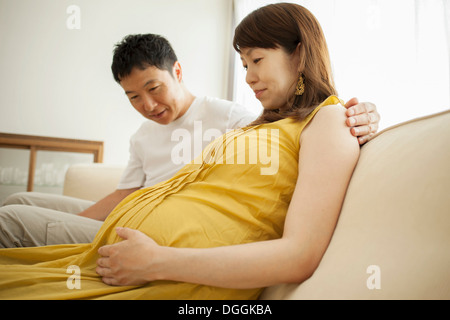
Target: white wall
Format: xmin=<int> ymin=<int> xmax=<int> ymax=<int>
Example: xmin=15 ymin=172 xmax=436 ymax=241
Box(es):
xmin=0 ymin=0 xmax=233 ymax=165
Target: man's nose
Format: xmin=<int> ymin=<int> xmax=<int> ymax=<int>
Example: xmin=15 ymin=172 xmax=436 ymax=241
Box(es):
xmin=142 ymin=95 xmax=158 ymax=112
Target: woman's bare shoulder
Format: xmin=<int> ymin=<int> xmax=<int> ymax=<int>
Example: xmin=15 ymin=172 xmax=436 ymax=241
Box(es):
xmin=301 ymin=104 xmax=359 ymax=156
xmin=314 ymin=104 xmax=347 ymax=123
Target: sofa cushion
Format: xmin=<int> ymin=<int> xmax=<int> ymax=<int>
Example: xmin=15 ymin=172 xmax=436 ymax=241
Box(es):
xmin=261 ymin=109 xmax=450 ymax=299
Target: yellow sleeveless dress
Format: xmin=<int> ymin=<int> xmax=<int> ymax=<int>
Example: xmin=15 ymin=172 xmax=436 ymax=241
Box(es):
xmin=0 ymin=96 xmax=343 ymax=299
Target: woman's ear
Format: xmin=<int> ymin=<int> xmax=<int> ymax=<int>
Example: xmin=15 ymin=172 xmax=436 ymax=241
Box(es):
xmin=295 ymin=43 xmax=305 ymax=73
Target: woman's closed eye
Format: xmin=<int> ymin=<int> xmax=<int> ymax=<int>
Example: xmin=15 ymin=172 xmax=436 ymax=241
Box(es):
xmin=242 ymin=58 xmax=262 ymax=70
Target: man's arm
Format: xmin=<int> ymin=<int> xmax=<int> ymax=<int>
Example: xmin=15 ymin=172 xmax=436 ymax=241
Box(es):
xmin=78 ymin=188 xmax=140 ymax=221
xmin=344 ymin=97 xmax=380 ymax=145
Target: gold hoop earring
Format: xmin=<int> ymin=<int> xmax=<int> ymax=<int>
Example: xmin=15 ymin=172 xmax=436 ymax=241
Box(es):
xmin=295 ymin=73 xmax=305 ymax=96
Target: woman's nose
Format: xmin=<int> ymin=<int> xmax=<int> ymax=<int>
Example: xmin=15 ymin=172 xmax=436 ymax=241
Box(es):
xmin=245 ymin=68 xmax=258 ymax=86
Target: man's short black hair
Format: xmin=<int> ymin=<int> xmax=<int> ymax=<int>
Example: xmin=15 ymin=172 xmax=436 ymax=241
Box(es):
xmin=111 ymin=33 xmax=178 ymax=83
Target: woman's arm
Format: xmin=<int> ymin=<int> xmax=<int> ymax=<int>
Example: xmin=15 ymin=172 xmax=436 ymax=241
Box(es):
xmin=96 ymin=105 xmax=360 ymax=288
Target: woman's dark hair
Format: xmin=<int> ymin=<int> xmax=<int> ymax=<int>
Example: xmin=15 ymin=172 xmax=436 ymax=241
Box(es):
xmin=111 ymin=34 xmax=178 ymax=83
xmin=233 ymin=3 xmax=337 ymax=124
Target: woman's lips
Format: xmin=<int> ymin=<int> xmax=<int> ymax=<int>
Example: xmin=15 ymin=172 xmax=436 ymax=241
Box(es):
xmin=254 ymin=89 xmax=266 ymax=99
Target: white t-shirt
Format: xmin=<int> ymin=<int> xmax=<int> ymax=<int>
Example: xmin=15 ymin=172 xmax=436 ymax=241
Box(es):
xmin=117 ymin=96 xmax=258 ymax=189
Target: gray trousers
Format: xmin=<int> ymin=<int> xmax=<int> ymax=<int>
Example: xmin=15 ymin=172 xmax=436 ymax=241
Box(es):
xmin=0 ymin=192 xmax=102 ymax=248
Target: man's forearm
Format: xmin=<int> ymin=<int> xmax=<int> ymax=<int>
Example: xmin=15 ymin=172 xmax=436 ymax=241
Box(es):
xmin=78 ymin=188 xmax=139 ymax=221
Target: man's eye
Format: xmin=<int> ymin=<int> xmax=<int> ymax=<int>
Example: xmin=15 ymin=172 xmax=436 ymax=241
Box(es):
xmin=149 ymin=86 xmax=159 ymax=92
xmin=253 ymin=58 xmax=262 ymax=64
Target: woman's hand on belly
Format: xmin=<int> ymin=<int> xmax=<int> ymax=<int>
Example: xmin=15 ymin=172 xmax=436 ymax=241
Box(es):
xmin=96 ymin=227 xmax=164 ymax=286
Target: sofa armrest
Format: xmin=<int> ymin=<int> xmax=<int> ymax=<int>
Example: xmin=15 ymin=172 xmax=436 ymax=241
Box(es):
xmin=62 ymin=163 xmax=125 ymax=202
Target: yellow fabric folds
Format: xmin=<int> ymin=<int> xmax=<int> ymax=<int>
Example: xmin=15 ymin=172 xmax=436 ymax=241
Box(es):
xmin=0 ymin=96 xmax=343 ymax=299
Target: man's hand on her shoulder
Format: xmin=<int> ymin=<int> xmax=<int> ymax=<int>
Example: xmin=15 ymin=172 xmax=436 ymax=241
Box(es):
xmin=344 ymin=97 xmax=380 ymax=145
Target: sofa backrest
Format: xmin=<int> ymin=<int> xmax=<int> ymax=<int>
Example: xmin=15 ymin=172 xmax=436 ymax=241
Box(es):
xmin=261 ymin=109 xmax=450 ymax=300
xmin=63 ymin=163 xmax=125 ymax=201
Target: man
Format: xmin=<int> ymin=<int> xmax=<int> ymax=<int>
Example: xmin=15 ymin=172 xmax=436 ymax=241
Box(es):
xmin=0 ymin=34 xmax=379 ymax=248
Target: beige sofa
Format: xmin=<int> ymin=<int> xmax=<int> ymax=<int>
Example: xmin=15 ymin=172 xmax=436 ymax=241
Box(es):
xmin=63 ymin=110 xmax=450 ymax=300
